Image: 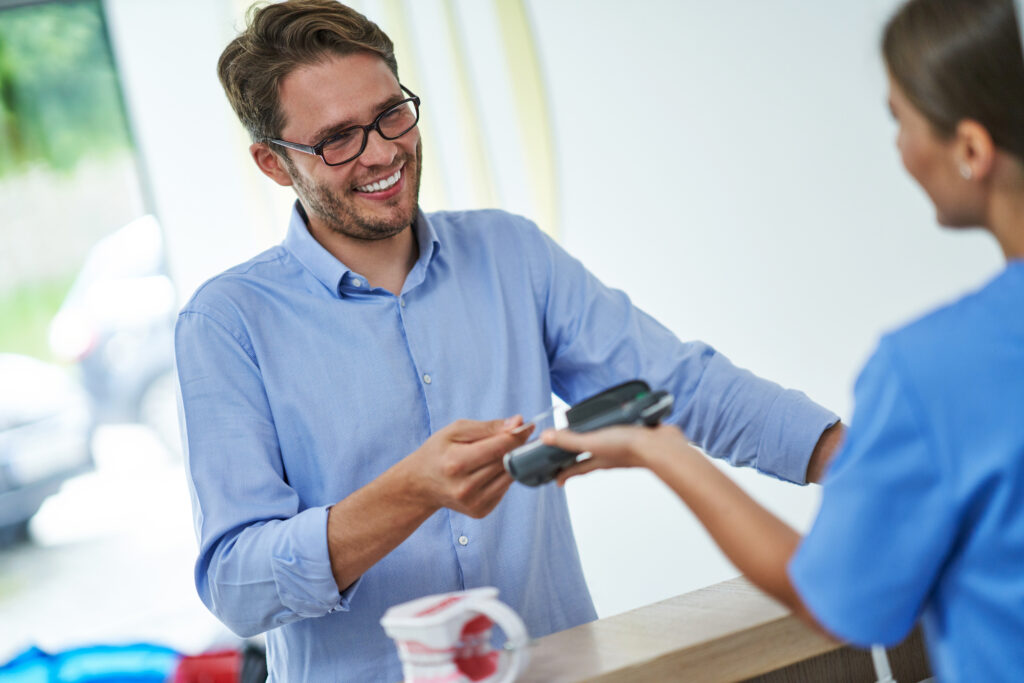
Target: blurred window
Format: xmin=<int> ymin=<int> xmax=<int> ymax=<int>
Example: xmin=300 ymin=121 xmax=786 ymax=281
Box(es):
xmin=0 ymin=0 xmax=148 ymax=360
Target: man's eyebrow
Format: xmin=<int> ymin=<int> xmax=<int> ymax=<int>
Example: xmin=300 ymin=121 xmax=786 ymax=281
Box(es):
xmin=310 ymin=92 xmax=406 ymax=143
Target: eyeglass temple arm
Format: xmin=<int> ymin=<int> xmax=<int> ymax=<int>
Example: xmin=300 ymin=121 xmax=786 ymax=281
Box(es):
xmin=268 ymin=138 xmax=318 ymax=155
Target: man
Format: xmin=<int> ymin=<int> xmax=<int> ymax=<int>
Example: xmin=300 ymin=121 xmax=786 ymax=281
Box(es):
xmin=175 ymin=1 xmax=843 ymax=680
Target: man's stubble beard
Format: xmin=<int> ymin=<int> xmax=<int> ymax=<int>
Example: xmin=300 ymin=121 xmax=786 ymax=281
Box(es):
xmin=287 ymin=141 xmax=423 ymax=242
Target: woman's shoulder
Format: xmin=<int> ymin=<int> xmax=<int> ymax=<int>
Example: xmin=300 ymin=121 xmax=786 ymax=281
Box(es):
xmin=884 ymin=266 xmax=1021 ymax=364
xmin=860 ymin=266 xmax=1024 ymax=436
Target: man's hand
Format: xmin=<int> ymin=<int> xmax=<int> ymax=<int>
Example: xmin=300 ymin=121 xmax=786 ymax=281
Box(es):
xmin=327 ymin=416 xmax=532 ymax=591
xmin=403 ymin=417 xmax=533 ymax=518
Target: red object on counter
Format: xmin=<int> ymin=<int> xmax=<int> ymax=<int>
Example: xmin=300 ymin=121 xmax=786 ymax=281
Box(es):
xmin=171 ymin=649 xmax=242 ymax=683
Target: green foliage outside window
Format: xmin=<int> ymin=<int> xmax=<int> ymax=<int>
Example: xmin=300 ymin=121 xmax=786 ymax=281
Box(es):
xmin=0 ymin=0 xmax=132 ymax=178
xmin=0 ymin=276 xmax=73 ymax=357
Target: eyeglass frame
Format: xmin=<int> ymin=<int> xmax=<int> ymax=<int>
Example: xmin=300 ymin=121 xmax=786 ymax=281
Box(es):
xmin=267 ymin=84 xmax=421 ymax=167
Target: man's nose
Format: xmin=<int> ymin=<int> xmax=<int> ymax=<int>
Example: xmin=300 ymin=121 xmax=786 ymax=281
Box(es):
xmin=358 ymin=129 xmax=398 ymax=168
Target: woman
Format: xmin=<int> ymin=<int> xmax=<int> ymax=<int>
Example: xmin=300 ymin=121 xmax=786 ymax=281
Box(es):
xmin=542 ymin=0 xmax=1024 ymax=680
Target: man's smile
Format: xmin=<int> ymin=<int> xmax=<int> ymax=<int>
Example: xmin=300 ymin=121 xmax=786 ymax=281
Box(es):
xmin=354 ymin=165 xmax=404 ymax=197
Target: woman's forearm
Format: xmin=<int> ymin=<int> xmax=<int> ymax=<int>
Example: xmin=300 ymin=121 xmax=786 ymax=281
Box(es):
xmin=545 ymin=424 xmax=829 ymax=634
xmin=644 ymin=446 xmax=819 ymax=626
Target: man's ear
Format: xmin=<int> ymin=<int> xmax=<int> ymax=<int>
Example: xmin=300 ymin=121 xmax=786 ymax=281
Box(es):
xmin=250 ymin=142 xmax=295 ymax=187
xmin=955 ymin=119 xmax=996 ymax=182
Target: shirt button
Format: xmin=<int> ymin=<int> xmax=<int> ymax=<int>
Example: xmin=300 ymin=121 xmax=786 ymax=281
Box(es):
xmin=399 ymin=297 xmax=406 ymax=307
xmin=351 ymin=278 xmax=363 ymax=287
xmin=458 ymin=536 xmax=469 ymax=546
xmin=423 ymin=373 xmax=432 ymax=385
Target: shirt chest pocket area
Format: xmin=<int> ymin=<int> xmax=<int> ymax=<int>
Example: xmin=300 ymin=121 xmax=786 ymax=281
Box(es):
xmin=263 ymin=349 xmax=429 ymax=504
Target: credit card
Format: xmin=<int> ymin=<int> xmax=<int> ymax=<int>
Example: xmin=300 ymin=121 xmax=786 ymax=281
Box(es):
xmin=510 ymin=405 xmax=568 ymax=436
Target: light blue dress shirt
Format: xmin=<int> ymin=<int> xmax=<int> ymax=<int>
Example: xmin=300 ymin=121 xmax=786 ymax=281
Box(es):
xmin=790 ymin=262 xmax=1024 ymax=682
xmin=175 ymin=204 xmax=838 ymax=682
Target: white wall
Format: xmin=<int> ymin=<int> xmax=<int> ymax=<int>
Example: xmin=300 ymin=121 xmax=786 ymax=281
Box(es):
xmin=530 ymin=0 xmax=1003 ymax=616
xmin=103 ymin=0 xmax=295 ymax=300
xmin=108 ymin=0 xmax=1005 ymax=620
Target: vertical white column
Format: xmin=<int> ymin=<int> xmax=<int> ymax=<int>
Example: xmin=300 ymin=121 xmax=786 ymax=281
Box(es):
xmin=102 ymin=0 xmax=294 ymax=303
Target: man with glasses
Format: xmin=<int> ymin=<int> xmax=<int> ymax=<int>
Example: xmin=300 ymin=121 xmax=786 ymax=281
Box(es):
xmin=175 ymin=1 xmax=842 ymax=680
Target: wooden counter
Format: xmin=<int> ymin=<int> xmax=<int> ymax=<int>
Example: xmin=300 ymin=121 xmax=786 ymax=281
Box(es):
xmin=518 ymin=577 xmax=931 ymax=682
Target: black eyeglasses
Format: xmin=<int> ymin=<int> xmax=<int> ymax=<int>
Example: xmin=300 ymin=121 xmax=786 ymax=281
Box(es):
xmin=269 ymin=85 xmax=421 ymax=166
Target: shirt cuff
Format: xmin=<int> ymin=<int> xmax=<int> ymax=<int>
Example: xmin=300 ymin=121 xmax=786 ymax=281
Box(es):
xmin=270 ymin=505 xmax=357 ymax=617
xmin=328 ymin=577 xmax=363 ymax=614
xmin=756 ymin=389 xmax=840 ymax=484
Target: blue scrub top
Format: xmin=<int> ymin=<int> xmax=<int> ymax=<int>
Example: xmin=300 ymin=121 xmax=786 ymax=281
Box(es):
xmin=789 ymin=261 xmax=1024 ymax=682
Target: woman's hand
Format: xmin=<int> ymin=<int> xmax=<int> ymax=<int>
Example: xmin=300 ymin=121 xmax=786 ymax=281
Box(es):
xmin=540 ymin=423 xmax=698 ymax=486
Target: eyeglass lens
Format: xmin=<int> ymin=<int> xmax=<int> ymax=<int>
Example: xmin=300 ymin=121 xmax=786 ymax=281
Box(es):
xmin=321 ymin=100 xmax=419 ymax=165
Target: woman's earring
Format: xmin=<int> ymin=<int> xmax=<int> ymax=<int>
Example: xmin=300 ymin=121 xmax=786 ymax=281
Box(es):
xmin=959 ymin=163 xmax=973 ymax=180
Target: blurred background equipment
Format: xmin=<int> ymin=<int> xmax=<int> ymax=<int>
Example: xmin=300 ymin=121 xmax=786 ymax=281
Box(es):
xmin=0 ymin=353 xmax=92 ymax=545
xmin=0 ymin=0 xmax=217 ymax=664
xmin=47 ymin=215 xmax=179 ymax=453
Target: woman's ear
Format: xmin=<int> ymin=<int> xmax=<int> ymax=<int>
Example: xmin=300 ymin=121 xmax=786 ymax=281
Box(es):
xmin=954 ymin=119 xmax=996 ymax=182
xmin=250 ymin=142 xmax=295 ymax=187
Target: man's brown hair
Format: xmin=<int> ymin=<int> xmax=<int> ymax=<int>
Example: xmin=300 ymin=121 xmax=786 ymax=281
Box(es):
xmin=218 ymin=0 xmax=399 ymax=146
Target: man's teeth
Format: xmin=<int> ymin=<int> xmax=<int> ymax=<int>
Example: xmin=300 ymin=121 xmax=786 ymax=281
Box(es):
xmin=356 ymin=169 xmax=401 ymax=193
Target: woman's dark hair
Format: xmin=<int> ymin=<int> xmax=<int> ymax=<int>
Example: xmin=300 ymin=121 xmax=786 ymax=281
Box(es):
xmin=883 ymin=0 xmax=1024 ymax=161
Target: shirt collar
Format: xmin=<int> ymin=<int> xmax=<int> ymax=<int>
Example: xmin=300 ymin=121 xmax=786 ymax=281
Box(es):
xmin=282 ymin=201 xmax=441 ymax=297
xmin=404 ymin=210 xmax=442 ymax=293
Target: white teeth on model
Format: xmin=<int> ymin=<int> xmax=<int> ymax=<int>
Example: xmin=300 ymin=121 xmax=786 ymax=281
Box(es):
xmin=356 ymin=169 xmax=401 ymax=193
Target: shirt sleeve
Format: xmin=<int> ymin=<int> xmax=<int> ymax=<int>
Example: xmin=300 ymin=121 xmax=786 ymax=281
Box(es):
xmin=528 ymin=225 xmax=838 ymax=483
xmin=176 ymin=306 xmax=357 ymax=637
xmin=788 ymin=339 xmax=958 ymax=646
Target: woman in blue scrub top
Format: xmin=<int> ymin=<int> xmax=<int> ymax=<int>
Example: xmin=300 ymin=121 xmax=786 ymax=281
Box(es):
xmin=542 ymin=0 xmax=1024 ymax=680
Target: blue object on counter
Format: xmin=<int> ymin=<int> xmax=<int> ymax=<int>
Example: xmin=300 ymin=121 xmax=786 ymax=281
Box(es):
xmin=0 ymin=644 xmax=180 ymax=682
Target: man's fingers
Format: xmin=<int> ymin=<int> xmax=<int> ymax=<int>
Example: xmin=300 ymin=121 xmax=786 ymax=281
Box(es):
xmin=450 ymin=416 xmax=524 ymax=443
xmin=461 ymin=428 xmax=531 ymax=471
xmin=471 ymin=469 xmax=514 ymax=517
xmin=452 ymin=462 xmax=513 ymax=516
xmin=464 ymin=457 xmax=507 ymax=488
xmin=477 ymin=467 xmax=514 ymax=502
xmin=511 ymin=422 xmax=535 ymax=439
